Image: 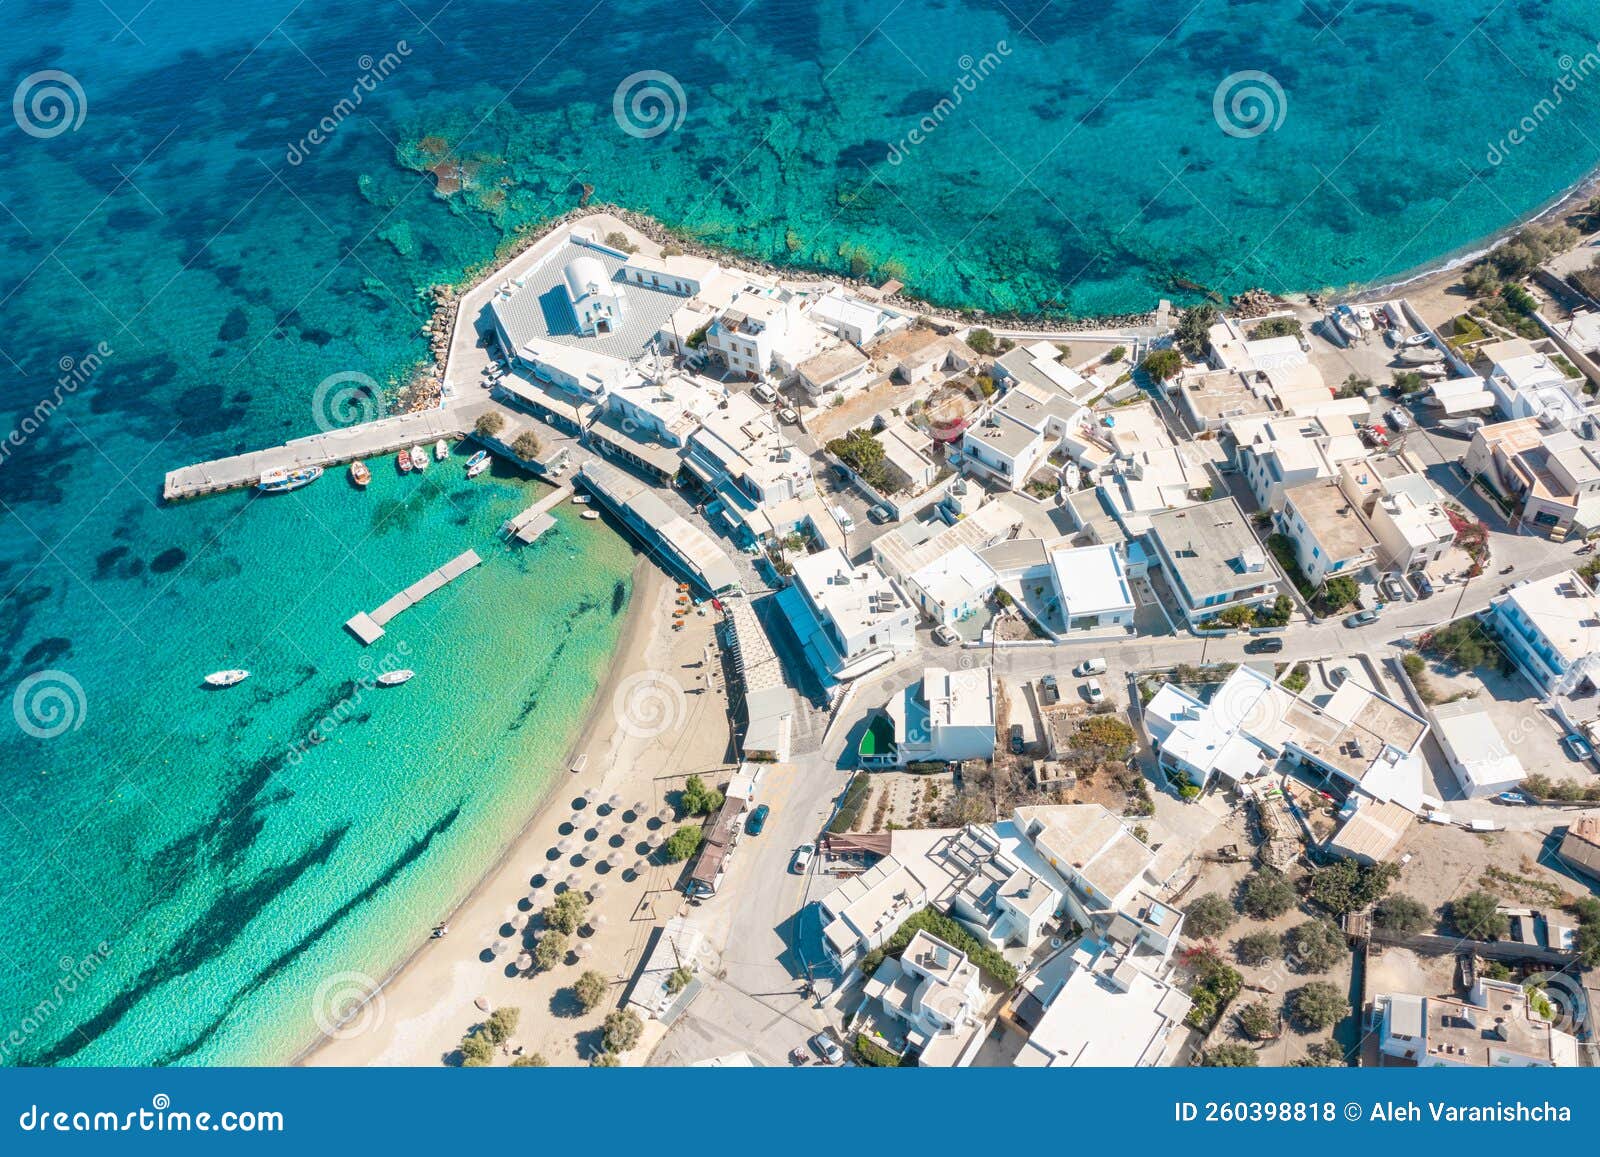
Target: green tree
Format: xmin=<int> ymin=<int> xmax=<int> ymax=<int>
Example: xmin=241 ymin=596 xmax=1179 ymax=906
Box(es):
xmin=1307 ymin=860 xmax=1397 ymax=916
xmin=511 ymin=430 xmax=542 ymax=461
xmin=825 ymin=429 xmax=890 ymax=490
xmin=1452 ymin=891 xmax=1508 ymax=940
xmin=591 ymin=1051 xmax=620 ymax=1067
xmin=1290 ymin=982 xmax=1347 ymax=1031
xmin=1185 ymin=893 xmax=1238 ymax=939
xmin=966 ymin=327 xmax=999 ymax=356
xmin=1176 ymin=303 xmax=1218 ymax=358
xmin=1139 ymin=348 xmax=1182 ymax=381
xmin=1237 ymin=1000 xmax=1279 ymax=1039
xmin=1200 ymin=1043 xmax=1258 ymax=1067
xmin=679 ymin=774 xmax=723 ymax=816
xmin=475 ymin=411 xmax=506 ymax=438
xmin=664 ymin=825 xmax=704 ymax=863
xmin=534 ymin=931 xmax=569 ymax=972
xmin=573 ymin=970 xmax=608 ymax=1012
xmin=1293 ymin=1039 xmax=1348 ymax=1067
xmin=1285 ymin=920 xmax=1346 ymax=973
xmin=458 ymin=1030 xmax=494 ymax=1066
xmin=1573 ymin=897 xmax=1600 ymax=968
xmin=666 ymin=966 xmax=693 ymax=994
xmin=483 ymin=1006 xmax=521 ymax=1045
xmin=543 ymin=890 xmax=588 ymax=935
xmin=1319 ymin=576 xmax=1359 ymax=614
xmin=1240 ymin=870 xmax=1296 ymax=919
xmin=1235 ymin=930 xmax=1281 ymax=966
xmin=602 ymin=1008 xmax=644 ymax=1054
xmin=1372 ymin=894 xmax=1431 ymax=935
xmin=510 ymin=1053 xmax=548 ymax=1067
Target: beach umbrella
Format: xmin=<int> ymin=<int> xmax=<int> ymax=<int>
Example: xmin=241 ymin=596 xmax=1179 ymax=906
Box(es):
xmin=506 ymin=903 xmax=522 ymax=922
xmin=525 ymin=890 xmax=542 ymax=906
xmin=606 ymin=851 xmax=623 ymax=867
xmin=507 ymin=912 xmax=527 ymax=931
xmin=576 ymin=942 xmax=593 ymax=959
xmin=583 ymin=787 xmax=598 ymax=803
xmin=557 ymin=837 xmax=574 ymax=854
xmin=589 ymin=880 xmax=607 ymax=899
xmin=474 ymin=996 xmax=490 ymax=1012
xmin=592 ymin=913 xmax=609 ymax=929
xmin=647 ymin=832 xmax=664 ymax=849
xmin=516 ymin=952 xmax=534 ymax=972
xmin=564 ymin=873 xmax=583 ymax=889
xmin=607 ymin=793 xmax=623 ymax=810
xmin=491 ymin=939 xmax=509 ymax=955
xmin=631 ymin=859 xmax=648 ymax=875
xmin=632 ymin=800 xmax=648 ymax=815
xmin=580 ymin=844 xmax=596 ymax=861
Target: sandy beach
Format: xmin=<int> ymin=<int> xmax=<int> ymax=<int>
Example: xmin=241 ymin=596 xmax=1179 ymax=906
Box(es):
xmin=303 ymin=555 xmax=736 ymax=1066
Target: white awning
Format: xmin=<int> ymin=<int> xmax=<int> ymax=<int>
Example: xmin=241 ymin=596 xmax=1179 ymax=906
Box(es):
xmin=1429 ymin=378 xmax=1495 ymax=415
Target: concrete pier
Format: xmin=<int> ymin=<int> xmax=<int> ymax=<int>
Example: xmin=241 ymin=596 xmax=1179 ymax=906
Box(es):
xmin=503 ymin=483 xmax=574 ymax=544
xmin=345 ymin=548 xmax=483 ymax=644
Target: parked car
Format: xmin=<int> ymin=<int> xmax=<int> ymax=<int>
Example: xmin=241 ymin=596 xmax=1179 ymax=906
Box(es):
xmin=867 ymin=503 xmax=894 ymax=524
xmin=1380 ymin=572 xmax=1408 ymax=602
xmin=810 ymin=1031 xmax=844 ymax=1065
xmin=1244 ymin=636 xmax=1284 ymax=654
xmin=751 ymin=383 xmax=778 ymax=405
xmin=1412 ymin=571 xmax=1434 ymax=598
xmin=830 ymin=504 xmax=856 ymax=535
xmin=1084 ymin=678 xmax=1105 ymax=704
xmin=1074 ymin=656 xmax=1107 ymax=677
xmin=1385 ymin=406 xmax=1413 ymax=432
xmin=790 ymin=843 xmax=815 ymax=874
xmin=778 ymin=406 xmax=799 ymax=424
xmin=932 ymin=624 xmax=960 ymax=646
xmin=1562 ymin=733 xmax=1593 ymax=762
xmin=1344 ymin=609 xmax=1378 ymax=627
xmin=1009 ymin=724 xmax=1025 ymax=754
xmin=746 ymin=803 xmax=770 ymax=836
xmin=1359 ymin=425 xmax=1389 ymax=449
xmin=1039 ymin=674 xmax=1060 ymax=705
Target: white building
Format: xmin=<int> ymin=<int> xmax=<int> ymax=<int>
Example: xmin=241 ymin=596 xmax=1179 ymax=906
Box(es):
xmin=1279 ymin=478 xmax=1379 ymax=586
xmin=605 ymin=370 xmax=722 ymax=448
xmin=861 ymin=930 xmax=986 ymax=1067
xmin=684 ymin=391 xmax=815 ymax=540
xmin=901 ymin=544 xmax=998 ymax=627
xmin=1483 ymin=338 xmax=1589 ymax=426
xmin=1428 ymin=699 xmax=1525 ymax=798
xmin=875 ymin=665 xmax=997 ymax=767
xmin=796 ymin=342 xmax=874 ymax=400
xmin=1375 ymin=977 xmax=1579 ymax=1067
xmin=561 ymin=254 xmax=627 ymax=336
xmin=1232 ymin=413 xmax=1367 ymax=511
xmin=870 ymin=327 xmax=974 ymax=385
xmin=959 ymin=377 xmax=1084 ymax=491
xmin=781 ymin=549 xmax=917 ymax=683
xmin=1144 ymin=498 xmax=1278 ymax=624
xmin=1488 ymin=570 xmax=1600 ymax=696
xmin=1337 ymin=459 xmax=1455 ymax=574
xmin=806 ymin=288 xmax=903 ymax=347
xmin=704 ymin=285 xmax=820 ymax=379
xmin=1047 ymin=543 xmax=1136 ymax=630
xmin=1146 ymin=664 xmax=1296 ymax=789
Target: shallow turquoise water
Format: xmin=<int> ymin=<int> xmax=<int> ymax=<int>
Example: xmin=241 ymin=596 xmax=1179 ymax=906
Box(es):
xmin=2 ymin=0 xmax=1599 ymax=1065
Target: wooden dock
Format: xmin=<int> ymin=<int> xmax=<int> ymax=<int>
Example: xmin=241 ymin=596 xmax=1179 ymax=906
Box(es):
xmin=163 ymin=406 xmax=484 ymax=501
xmin=503 ymin=483 xmax=573 ymax=544
xmin=345 ymin=548 xmax=483 ymax=644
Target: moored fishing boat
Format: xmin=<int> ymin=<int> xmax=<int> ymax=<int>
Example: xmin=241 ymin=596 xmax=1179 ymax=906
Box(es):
xmin=434 ymin=439 xmax=449 ymax=461
xmin=204 ymin=669 xmax=250 ymax=687
xmin=257 ymin=466 xmax=322 ymax=493
xmin=377 ymin=669 xmax=415 ymax=686
xmin=409 ymin=445 xmax=429 ymax=471
xmin=397 ymin=450 xmax=412 ymax=474
xmin=349 ymin=460 xmax=371 ymax=487
xmin=465 ymin=450 xmax=490 ymax=478
xmin=580 ymin=509 xmax=600 ymax=520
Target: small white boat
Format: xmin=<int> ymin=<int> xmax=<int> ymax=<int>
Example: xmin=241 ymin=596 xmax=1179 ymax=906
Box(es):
xmin=1416 ymin=363 xmax=1449 ymax=378
xmin=466 ymin=450 xmax=490 ymax=478
xmin=571 ymin=494 xmax=591 ymax=505
xmin=1403 ymin=332 xmax=1434 ymax=347
xmin=581 ymin=509 xmax=600 ymax=520
xmin=1397 ymin=346 xmax=1445 ymax=366
xmin=377 ymin=669 xmax=415 ymax=686
xmin=257 ymin=466 xmax=322 ymax=493
xmin=204 ymin=669 xmax=250 ymax=688
xmin=434 ymin=439 xmax=449 ymax=461
xmin=1331 ymin=306 xmax=1363 ymax=344
xmin=409 ymin=445 xmax=429 ymax=472
xmin=1355 ymin=305 xmax=1375 ymax=332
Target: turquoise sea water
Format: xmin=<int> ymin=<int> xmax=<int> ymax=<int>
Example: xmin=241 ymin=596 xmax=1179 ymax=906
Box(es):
xmin=2 ymin=0 xmax=1599 ymax=1065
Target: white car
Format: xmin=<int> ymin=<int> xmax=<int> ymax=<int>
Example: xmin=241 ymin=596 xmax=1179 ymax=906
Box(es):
xmin=1074 ymin=657 xmax=1107 ymax=677
xmin=810 ymin=1031 xmax=844 ymax=1064
xmin=932 ymin=624 xmax=960 ymax=646
xmin=790 ymin=843 xmax=815 ymax=874
xmin=751 ymin=383 xmax=778 ymax=405
xmin=778 ymin=406 xmax=799 ymax=424
xmin=1084 ymin=678 xmax=1105 ymax=703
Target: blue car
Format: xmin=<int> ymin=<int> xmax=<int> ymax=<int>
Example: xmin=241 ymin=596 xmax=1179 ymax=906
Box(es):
xmin=746 ymin=803 xmax=770 ymax=836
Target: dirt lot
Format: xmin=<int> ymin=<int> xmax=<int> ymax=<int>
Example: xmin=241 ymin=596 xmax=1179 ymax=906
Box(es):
xmin=1393 ymin=822 xmax=1590 ymax=918
xmin=1420 ymin=660 xmax=1598 ymax=791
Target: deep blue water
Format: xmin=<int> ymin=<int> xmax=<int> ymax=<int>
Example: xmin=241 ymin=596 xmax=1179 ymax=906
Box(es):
xmin=2 ymin=0 xmax=1599 ymax=1064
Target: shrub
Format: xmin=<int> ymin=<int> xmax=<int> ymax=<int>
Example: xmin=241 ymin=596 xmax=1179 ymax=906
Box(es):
xmin=1290 ymin=982 xmax=1347 ymax=1031
xmin=1422 ymin=618 xmax=1498 ymax=670
xmin=543 ymin=890 xmax=588 ymax=935
xmin=591 ymin=1051 xmax=620 ymax=1067
xmin=1176 ymin=303 xmax=1218 ymax=358
xmin=966 ymin=327 xmax=999 ymax=356
xmin=510 ymin=1053 xmax=548 ymax=1067
xmin=458 ymin=1030 xmax=495 ymax=1066
xmin=1318 ymin=575 xmax=1359 ymax=614
xmin=1249 ymin=316 xmax=1303 ymax=340
xmin=1236 ymin=1001 xmax=1279 ymax=1039
xmin=1241 ymin=870 xmax=1296 ymax=919
xmin=1182 ymin=947 xmax=1244 ymax=1030
xmin=664 ymin=824 xmax=704 ymax=863
xmin=826 ymin=429 xmax=891 ymax=491
xmin=511 ymin=430 xmax=542 ymax=461
xmin=1140 ymin=348 xmax=1182 ymax=381
xmin=1452 ymin=890 xmax=1509 ymax=940
xmin=1104 ymin=345 xmax=1127 ymax=363
xmin=666 ymin=966 xmax=693 ymax=994
xmin=679 ymin=774 xmax=723 ymax=816
xmin=603 ymin=230 xmax=636 ymax=253
xmin=483 ymin=1006 xmax=521 ymax=1044
xmin=573 ymin=970 xmax=608 ymax=1012
xmin=854 ymin=1033 xmax=911 ymax=1067
xmin=475 ymin=411 xmax=505 ymax=438
xmin=534 ymin=931 xmax=568 ymax=972
xmin=602 ymin=1008 xmax=643 ymax=1054
xmin=1185 ymin=893 xmax=1238 ymax=939
xmin=829 ymin=773 xmax=872 ymax=833
xmin=1285 ymin=920 xmax=1346 ymax=973
xmin=1200 ymin=1043 xmax=1257 ymax=1067
xmin=1293 ymin=1039 xmax=1347 ymax=1067
xmin=860 ymin=908 xmax=1018 ymax=988
xmin=1307 ymin=860 xmax=1397 ymax=916
xmin=1235 ymin=930 xmax=1281 ymax=966
xmin=1372 ymin=894 xmax=1431 ymax=934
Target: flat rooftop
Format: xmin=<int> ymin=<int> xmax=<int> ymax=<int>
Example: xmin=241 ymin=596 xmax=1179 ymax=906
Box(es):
xmin=1284 ymin=478 xmax=1379 ymax=561
xmin=1146 ymin=498 xmax=1269 ymax=600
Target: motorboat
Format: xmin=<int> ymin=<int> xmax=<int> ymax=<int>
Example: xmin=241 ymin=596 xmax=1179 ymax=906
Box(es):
xmin=1355 ymin=305 xmax=1375 ymax=332
xmin=1331 ymin=306 xmax=1363 ymax=344
xmin=581 ymin=509 xmax=600 ymax=520
xmin=571 ymin=493 xmax=591 ymax=504
xmin=434 ymin=439 xmax=449 ymax=461
xmin=348 ymin=460 xmax=371 ymax=488
xmin=257 ymin=466 xmax=322 ymax=493
xmin=1438 ymin=416 xmax=1486 ymax=438
xmin=1397 ymin=346 xmax=1445 ymax=365
xmin=465 ymin=450 xmax=490 ymax=478
xmin=1416 ymin=363 xmax=1449 ymax=378
xmin=377 ymin=669 xmax=415 ymax=686
xmin=204 ymin=669 xmax=250 ymax=688
xmin=1404 ymin=332 xmax=1434 ymax=347
xmin=409 ymin=445 xmax=430 ymax=472
xmin=397 ymin=450 xmax=412 ymax=474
